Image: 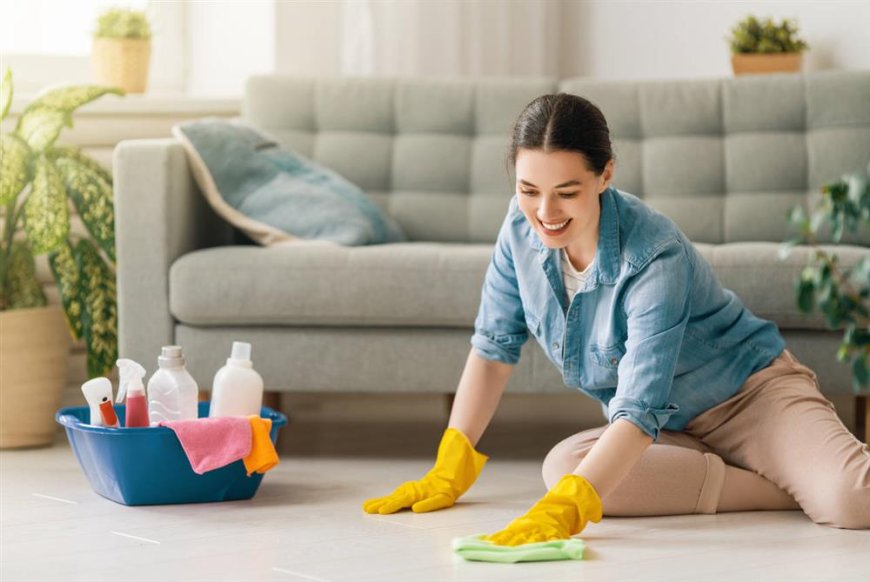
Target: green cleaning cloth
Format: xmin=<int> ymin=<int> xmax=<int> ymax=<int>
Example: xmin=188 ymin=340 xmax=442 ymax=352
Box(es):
xmin=451 ymin=534 xmax=587 ymax=563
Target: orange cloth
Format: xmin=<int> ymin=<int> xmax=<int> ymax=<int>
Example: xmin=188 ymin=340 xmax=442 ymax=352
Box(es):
xmin=243 ymin=416 xmax=279 ymax=476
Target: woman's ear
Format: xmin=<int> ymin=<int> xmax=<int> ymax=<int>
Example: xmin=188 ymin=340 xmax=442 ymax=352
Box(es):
xmin=599 ymin=159 xmax=615 ymax=193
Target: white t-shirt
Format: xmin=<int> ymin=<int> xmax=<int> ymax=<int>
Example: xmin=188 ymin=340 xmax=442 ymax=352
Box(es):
xmin=561 ymin=248 xmax=594 ymax=300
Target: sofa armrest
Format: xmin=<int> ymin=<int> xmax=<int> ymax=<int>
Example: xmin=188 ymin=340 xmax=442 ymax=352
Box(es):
xmin=114 ymin=138 xmax=231 ymax=366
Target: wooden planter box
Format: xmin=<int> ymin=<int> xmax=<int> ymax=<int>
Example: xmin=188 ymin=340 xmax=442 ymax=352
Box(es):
xmin=731 ymin=53 xmax=802 ymax=75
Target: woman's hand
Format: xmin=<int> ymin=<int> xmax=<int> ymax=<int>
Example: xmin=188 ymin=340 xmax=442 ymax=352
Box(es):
xmin=482 ymin=474 xmax=603 ymax=546
xmin=362 ymin=427 xmax=489 ymax=514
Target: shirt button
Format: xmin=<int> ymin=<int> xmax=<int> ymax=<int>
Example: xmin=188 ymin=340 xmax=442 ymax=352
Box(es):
xmin=553 ymin=342 xmax=560 ymax=349
xmin=610 ymin=357 xmax=618 ymax=365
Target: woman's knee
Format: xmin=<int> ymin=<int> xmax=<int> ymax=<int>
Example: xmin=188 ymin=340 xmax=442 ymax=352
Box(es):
xmin=807 ymin=480 xmax=870 ymax=529
xmin=541 ymin=426 xmax=606 ymax=489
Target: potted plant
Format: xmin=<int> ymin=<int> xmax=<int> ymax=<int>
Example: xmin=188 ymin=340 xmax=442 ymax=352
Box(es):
xmin=0 ymin=69 xmax=122 ymax=448
xmin=781 ymin=163 xmax=870 ymax=439
xmin=728 ymin=15 xmax=809 ymax=75
xmin=91 ymin=7 xmax=151 ymax=93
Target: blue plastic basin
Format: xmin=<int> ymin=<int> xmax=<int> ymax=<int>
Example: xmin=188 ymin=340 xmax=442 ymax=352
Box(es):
xmin=55 ymin=401 xmax=287 ymax=506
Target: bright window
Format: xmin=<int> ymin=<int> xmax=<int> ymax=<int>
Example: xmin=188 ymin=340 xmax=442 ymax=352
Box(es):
xmin=1 ymin=0 xmax=148 ymax=56
xmin=1 ymin=0 xmax=183 ymax=95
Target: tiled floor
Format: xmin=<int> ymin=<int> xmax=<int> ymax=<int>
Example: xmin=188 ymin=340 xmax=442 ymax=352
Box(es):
xmin=2 ymin=421 xmax=869 ymax=582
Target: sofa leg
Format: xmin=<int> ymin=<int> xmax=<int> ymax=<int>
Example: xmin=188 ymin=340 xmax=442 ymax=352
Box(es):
xmin=263 ymin=391 xmax=282 ymax=413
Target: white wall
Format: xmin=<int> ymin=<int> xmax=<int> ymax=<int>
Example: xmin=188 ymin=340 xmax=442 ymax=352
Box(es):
xmin=187 ymin=0 xmax=870 ymax=94
xmin=561 ymin=0 xmax=870 ymax=80
xmin=8 ymin=1 xmax=869 ymax=96
xmin=274 ymin=0 xmax=341 ymax=76
xmin=186 ymin=0 xmax=276 ymax=95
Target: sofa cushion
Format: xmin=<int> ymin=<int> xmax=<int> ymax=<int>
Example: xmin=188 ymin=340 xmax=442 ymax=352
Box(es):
xmin=170 ymin=242 xmax=491 ymax=327
xmin=172 ymin=118 xmax=406 ymax=246
xmin=170 ymin=241 xmax=866 ymax=330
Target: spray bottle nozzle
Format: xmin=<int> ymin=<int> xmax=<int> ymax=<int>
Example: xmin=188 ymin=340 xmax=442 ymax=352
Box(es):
xmin=116 ymin=358 xmax=147 ymax=403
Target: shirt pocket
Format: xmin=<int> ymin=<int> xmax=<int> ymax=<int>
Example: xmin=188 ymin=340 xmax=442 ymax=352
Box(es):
xmin=586 ymin=342 xmax=626 ymax=386
xmin=590 ymin=342 xmax=626 ymax=368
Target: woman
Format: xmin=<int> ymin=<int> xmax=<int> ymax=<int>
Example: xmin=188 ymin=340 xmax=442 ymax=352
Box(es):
xmin=362 ymin=94 xmax=870 ymax=544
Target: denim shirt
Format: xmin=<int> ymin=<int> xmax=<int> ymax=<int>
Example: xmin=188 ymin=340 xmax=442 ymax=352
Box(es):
xmin=471 ymin=187 xmax=785 ymax=441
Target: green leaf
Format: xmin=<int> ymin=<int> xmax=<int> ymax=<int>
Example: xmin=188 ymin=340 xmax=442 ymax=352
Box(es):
xmin=76 ymin=238 xmax=117 ymax=378
xmin=4 ymin=241 xmax=47 ymax=310
xmin=48 ymin=239 xmax=84 ymax=340
xmin=52 ymin=149 xmax=115 ymax=262
xmin=15 ymin=105 xmax=71 ymax=152
xmin=848 ymin=256 xmax=870 ymax=290
xmin=95 ymin=9 xmax=151 ymax=40
xmin=796 ymin=277 xmax=815 ymax=314
xmin=23 ymin=155 xmax=69 ymax=255
xmin=846 ymin=173 xmax=866 ymax=205
xmin=31 ymin=85 xmax=123 ymax=112
xmin=837 ymin=343 xmax=850 ymax=362
xmin=0 ymin=68 xmax=12 ymax=123
xmin=0 ymin=133 xmax=32 ymax=206
xmin=777 ymin=238 xmax=801 ymax=260
xmin=51 ymin=146 xmax=111 ymax=182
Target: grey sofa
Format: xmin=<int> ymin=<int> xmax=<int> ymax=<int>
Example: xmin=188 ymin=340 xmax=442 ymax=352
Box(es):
xmin=114 ymin=72 xmax=870 ymax=417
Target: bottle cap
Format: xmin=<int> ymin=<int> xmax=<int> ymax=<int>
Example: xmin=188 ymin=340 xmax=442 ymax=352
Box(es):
xmin=158 ymin=345 xmax=185 ymax=368
xmin=227 ymin=341 xmax=253 ymax=368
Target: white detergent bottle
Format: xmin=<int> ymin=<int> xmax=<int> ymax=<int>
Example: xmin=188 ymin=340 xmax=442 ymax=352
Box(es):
xmin=147 ymin=345 xmax=199 ymax=426
xmin=209 ymin=341 xmax=264 ymax=418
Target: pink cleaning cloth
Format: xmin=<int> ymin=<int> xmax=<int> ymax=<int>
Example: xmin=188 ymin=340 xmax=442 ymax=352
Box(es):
xmin=159 ymin=417 xmax=253 ymax=475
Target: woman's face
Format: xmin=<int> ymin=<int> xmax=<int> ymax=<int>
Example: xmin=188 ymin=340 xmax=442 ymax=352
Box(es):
xmin=515 ymin=149 xmax=613 ymax=253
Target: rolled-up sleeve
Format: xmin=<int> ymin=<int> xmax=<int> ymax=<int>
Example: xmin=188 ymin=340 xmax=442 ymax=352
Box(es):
xmin=608 ymin=240 xmax=692 ymax=441
xmin=470 ymin=199 xmax=528 ymax=365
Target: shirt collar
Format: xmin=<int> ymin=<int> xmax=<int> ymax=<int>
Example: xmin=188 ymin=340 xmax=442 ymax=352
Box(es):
xmin=528 ymin=186 xmax=621 ymax=286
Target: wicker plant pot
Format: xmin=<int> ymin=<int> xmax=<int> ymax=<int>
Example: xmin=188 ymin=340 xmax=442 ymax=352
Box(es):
xmin=0 ymin=306 xmax=70 ymax=449
xmin=92 ymin=37 xmax=151 ymax=93
xmin=731 ymin=53 xmax=802 ymax=76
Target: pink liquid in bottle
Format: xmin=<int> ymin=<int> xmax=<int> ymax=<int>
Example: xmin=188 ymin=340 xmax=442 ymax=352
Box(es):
xmin=125 ymin=392 xmax=150 ymax=427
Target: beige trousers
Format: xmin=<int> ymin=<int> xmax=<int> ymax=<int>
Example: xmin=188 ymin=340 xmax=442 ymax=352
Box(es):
xmin=542 ymin=349 xmax=870 ymax=529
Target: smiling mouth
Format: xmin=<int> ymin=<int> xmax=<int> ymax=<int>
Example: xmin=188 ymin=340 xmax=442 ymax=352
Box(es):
xmin=538 ymin=217 xmax=572 ymax=235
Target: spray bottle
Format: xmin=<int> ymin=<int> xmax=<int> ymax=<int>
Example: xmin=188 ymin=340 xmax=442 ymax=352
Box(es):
xmin=115 ymin=359 xmax=149 ymax=428
xmin=81 ymin=377 xmax=120 ymax=427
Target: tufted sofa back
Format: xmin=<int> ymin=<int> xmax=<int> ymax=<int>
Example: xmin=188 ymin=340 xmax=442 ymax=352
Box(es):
xmin=243 ymin=72 xmax=870 ymax=245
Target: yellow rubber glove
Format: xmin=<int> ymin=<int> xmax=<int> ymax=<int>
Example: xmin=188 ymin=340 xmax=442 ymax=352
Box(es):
xmin=362 ymin=427 xmax=489 ymax=514
xmin=482 ymin=474 xmax=603 ymax=546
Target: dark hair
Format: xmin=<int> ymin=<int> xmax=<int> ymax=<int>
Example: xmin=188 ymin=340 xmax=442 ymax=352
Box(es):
xmin=506 ymin=93 xmax=613 ymax=176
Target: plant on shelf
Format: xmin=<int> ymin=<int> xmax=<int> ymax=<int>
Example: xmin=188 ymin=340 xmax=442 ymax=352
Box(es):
xmin=727 ymin=15 xmax=809 ymax=75
xmin=92 ymin=7 xmax=152 ymax=93
xmin=0 ymin=68 xmax=123 ymax=377
xmin=728 ymin=15 xmax=808 ymax=54
xmin=781 ymin=163 xmax=870 ymax=392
